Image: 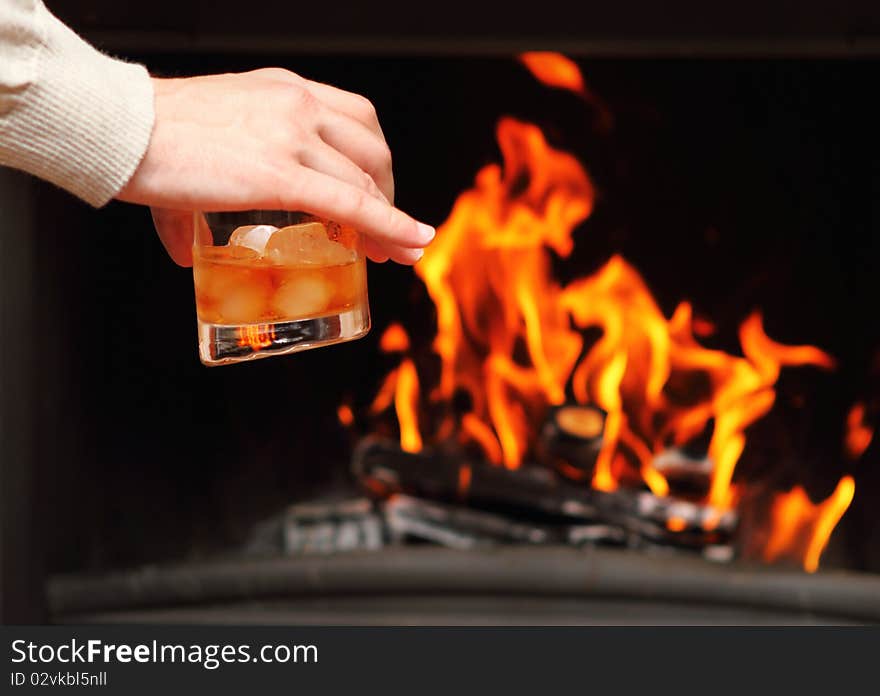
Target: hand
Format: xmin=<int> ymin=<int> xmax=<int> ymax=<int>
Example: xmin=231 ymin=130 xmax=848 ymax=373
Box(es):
xmin=117 ymin=68 xmax=434 ymax=266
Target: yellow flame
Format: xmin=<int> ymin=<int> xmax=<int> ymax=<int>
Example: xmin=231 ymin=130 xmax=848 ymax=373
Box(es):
xmin=370 ymin=368 xmax=399 ymax=415
xmin=765 ymin=475 xmax=856 ymax=573
xmin=805 ymin=476 xmax=855 ymax=573
xmin=592 ymin=352 xmax=628 ymax=491
xmin=396 ymin=359 xmax=422 ymax=453
xmin=363 ymin=110 xmax=847 ymax=571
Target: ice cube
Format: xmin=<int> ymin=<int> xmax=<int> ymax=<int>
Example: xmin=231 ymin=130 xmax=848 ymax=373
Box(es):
xmin=228 ymin=224 xmax=278 ymax=255
xmin=270 ymin=274 xmax=333 ymax=319
xmin=216 ymin=281 xmax=270 ymax=324
xmin=266 ymin=222 xmax=356 ymax=266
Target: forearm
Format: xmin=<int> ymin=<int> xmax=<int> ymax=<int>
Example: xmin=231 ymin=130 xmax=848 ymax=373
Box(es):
xmin=1 ymin=3 xmax=432 ymax=265
xmin=0 ymin=0 xmax=154 ymax=206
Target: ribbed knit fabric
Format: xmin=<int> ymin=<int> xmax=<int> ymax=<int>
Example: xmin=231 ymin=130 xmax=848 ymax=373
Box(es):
xmin=0 ymin=0 xmax=155 ymax=207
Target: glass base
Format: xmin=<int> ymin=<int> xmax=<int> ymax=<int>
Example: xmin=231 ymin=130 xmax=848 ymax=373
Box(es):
xmin=198 ymin=305 xmax=370 ymax=366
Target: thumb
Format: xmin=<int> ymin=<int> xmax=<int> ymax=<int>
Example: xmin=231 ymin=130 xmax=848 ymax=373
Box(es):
xmin=151 ymin=208 xmax=197 ymax=267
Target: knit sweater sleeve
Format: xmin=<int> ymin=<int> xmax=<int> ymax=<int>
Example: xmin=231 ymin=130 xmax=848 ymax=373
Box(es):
xmin=0 ymin=0 xmax=154 ymax=207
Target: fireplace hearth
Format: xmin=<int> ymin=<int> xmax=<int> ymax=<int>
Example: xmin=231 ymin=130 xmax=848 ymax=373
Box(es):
xmin=2 ymin=5 xmax=879 ymax=625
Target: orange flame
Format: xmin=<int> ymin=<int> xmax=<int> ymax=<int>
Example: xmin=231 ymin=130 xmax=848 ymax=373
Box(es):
xmin=461 ymin=413 xmax=503 ymax=465
xmin=396 ymin=359 xmax=422 ymax=453
xmin=369 ymin=324 xmax=423 ymax=453
xmin=337 ymin=403 xmax=354 ymax=426
xmin=417 ymin=117 xmax=591 ymax=471
xmin=416 ymin=119 xmax=593 ymax=467
xmin=692 ymin=316 xmax=716 ymax=338
xmin=361 ymin=86 xmax=850 ymax=568
xmin=380 ymin=323 xmax=411 ymax=353
xmin=518 ymin=53 xmax=613 ymax=132
xmin=667 ymin=517 xmax=688 ymax=533
xmin=764 ymin=476 xmax=855 ymax=572
xmin=845 ymin=402 xmax=874 ymax=460
xmin=520 ymin=52 xmax=585 ymax=95
xmin=410 ymin=116 xmax=836 ymax=512
xmin=457 ymin=464 xmax=473 ymax=497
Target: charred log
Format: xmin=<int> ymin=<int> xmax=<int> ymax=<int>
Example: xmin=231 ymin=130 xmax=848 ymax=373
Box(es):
xmin=352 ymin=437 xmax=737 ymax=553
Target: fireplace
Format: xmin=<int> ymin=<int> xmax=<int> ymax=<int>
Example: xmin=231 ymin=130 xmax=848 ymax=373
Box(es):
xmin=2 ymin=3 xmax=879 ymax=624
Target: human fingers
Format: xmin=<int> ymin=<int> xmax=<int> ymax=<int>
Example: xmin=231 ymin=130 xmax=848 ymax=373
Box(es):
xmin=363 ymin=237 xmax=424 ymax=265
xmin=151 ymin=207 xmax=194 ymax=267
xmin=363 ymin=237 xmax=389 ymax=263
xmin=317 ymin=108 xmax=394 ymax=204
xmin=299 ymin=140 xmax=388 ymax=204
xmin=278 ymin=166 xmax=433 ymax=251
xmin=258 ymin=69 xmax=384 ymax=138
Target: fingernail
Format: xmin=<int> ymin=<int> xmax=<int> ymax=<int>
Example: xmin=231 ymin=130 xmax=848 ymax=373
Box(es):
xmin=416 ymin=223 xmax=435 ymax=245
xmin=412 ymin=248 xmax=425 ymax=263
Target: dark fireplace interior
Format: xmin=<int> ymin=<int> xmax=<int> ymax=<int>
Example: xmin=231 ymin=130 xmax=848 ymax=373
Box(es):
xmin=2 ymin=3 xmax=879 ymax=624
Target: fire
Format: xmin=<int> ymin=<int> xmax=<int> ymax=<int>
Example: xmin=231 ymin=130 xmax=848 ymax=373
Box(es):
xmin=764 ymin=476 xmax=856 ymax=572
xmin=362 ymin=55 xmax=856 ymax=572
xmin=457 ymin=464 xmax=473 ymax=497
xmin=337 ymin=403 xmax=354 ymax=426
xmin=395 ymin=359 xmax=422 ymax=453
xmin=380 ymin=323 xmax=410 ymax=353
xmin=461 ymin=413 xmax=502 ymax=465
xmin=371 ymin=324 xmax=422 ymax=453
xmin=520 ymin=52 xmax=585 ymax=95
xmin=845 ymin=402 xmax=874 ymax=459
xmin=667 ymin=517 xmax=688 ymax=533
xmin=519 ymin=52 xmax=613 ymax=132
xmin=416 ymin=117 xmax=591 ymax=471
xmin=704 ymin=312 xmax=835 ymax=509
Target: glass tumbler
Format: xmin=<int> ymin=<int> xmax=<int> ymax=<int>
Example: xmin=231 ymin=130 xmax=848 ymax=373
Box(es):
xmin=193 ymin=210 xmax=370 ymax=366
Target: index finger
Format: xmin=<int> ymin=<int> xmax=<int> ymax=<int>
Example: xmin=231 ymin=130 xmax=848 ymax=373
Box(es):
xmin=280 ymin=167 xmax=434 ymax=251
xmin=151 ymin=208 xmax=194 ymax=267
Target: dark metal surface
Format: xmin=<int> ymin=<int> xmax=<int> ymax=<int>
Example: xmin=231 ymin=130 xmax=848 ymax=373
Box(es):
xmin=48 ymin=0 xmax=880 ymax=56
xmin=48 ymin=546 xmax=880 ymax=624
xmin=55 ymin=596 xmax=864 ymax=626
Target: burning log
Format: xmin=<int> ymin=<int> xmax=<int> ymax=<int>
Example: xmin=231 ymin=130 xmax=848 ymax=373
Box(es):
xmin=352 ymin=437 xmax=737 ymax=554
xmin=537 ymin=404 xmax=605 ymax=479
xmin=651 ymin=448 xmax=713 ymax=498
xmin=553 ymin=404 xmax=606 ymax=440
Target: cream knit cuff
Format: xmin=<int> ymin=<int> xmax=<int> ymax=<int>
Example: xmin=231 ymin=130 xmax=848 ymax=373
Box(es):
xmin=0 ymin=2 xmax=155 ymax=207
